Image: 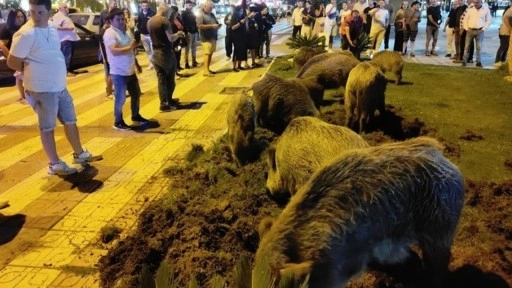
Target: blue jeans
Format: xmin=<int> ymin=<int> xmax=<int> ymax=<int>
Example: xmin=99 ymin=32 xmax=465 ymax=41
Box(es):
xmin=153 ymin=49 xmax=176 ymax=107
xmin=111 ymin=74 xmax=141 ymax=123
xmin=464 ymin=29 xmax=484 ymax=63
xmin=60 ymin=40 xmax=73 ymax=71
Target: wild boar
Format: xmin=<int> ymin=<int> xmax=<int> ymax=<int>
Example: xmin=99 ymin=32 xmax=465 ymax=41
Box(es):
xmin=371 ymin=50 xmax=404 ymax=85
xmin=345 ymin=62 xmax=387 ymax=133
xmin=251 ymin=73 xmax=319 ymax=135
xmin=266 ymin=116 xmax=368 ymax=199
xmin=227 ymin=92 xmax=257 ymax=166
xmin=256 ymin=137 xmax=465 ymax=288
xmin=296 ymin=52 xmax=360 ymax=89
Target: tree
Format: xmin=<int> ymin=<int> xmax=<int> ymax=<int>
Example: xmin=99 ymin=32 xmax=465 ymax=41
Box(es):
xmin=75 ymin=0 xmax=105 ymax=12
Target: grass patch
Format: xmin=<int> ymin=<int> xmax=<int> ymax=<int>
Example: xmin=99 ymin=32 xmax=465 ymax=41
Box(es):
xmin=100 ymin=224 xmax=122 ymax=244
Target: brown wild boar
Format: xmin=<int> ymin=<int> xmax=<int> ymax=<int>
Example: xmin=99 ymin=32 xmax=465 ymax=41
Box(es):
xmin=227 ymin=92 xmax=257 ymax=166
xmin=266 ymin=116 xmax=368 ymax=199
xmin=256 ymin=137 xmax=465 ymax=288
xmin=345 ymin=62 xmax=387 ymax=133
xmin=251 ymin=73 xmax=319 ymax=135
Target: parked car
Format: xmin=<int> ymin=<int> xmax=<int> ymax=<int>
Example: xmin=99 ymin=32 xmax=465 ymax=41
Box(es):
xmin=0 ymin=20 xmax=100 ymax=87
xmin=68 ymin=12 xmax=100 ymax=35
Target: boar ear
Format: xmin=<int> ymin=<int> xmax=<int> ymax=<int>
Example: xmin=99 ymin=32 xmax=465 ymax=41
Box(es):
xmin=280 ymin=261 xmax=313 ymax=282
xmin=267 ymin=146 xmax=277 ymax=171
xmin=258 ymin=217 xmax=274 ymax=238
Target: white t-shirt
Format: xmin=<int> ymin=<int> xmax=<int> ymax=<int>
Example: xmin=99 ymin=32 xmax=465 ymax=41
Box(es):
xmin=52 ymin=11 xmax=80 ymax=42
xmin=103 ymin=26 xmax=135 ymax=76
xmin=10 ymin=20 xmax=67 ymax=92
xmin=325 ymin=4 xmax=338 ymax=26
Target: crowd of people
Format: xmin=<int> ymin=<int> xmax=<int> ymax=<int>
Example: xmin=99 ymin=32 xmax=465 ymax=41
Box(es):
xmin=287 ymin=0 xmax=509 ymax=71
xmin=0 ymin=0 xmax=510 ymax=168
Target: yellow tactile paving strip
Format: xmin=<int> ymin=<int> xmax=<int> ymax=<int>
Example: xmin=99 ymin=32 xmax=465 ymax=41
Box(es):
xmin=0 ymin=38 xmax=273 ymax=287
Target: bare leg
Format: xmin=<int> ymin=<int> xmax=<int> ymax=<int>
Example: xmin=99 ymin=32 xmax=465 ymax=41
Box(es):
xmin=250 ymin=49 xmax=257 ymax=65
xmin=203 ymin=53 xmax=212 ymax=75
xmin=16 ymin=79 xmax=24 ymax=100
xmin=41 ymin=130 xmax=60 ymax=164
xmin=63 ymin=124 xmax=84 ymax=155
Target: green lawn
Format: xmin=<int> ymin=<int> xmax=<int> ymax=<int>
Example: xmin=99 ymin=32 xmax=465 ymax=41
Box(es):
xmin=270 ymin=56 xmax=512 ymax=182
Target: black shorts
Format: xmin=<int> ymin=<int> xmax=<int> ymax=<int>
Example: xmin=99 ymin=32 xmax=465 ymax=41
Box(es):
xmin=403 ymin=29 xmax=418 ymax=42
xmin=246 ymin=30 xmax=259 ymax=49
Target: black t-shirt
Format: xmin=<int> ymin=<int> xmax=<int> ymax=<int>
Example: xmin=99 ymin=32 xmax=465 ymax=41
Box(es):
xmin=426 ymin=5 xmax=442 ymax=27
xmin=447 ymin=8 xmax=457 ymax=28
xmin=147 ymin=15 xmax=173 ymax=50
xmin=0 ymin=26 xmax=14 ymax=49
xmin=137 ymin=9 xmax=156 ymax=35
xmin=181 ymin=9 xmax=198 ymax=34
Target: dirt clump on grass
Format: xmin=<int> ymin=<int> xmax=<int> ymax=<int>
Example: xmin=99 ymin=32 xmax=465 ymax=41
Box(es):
xmin=99 ymin=100 xmax=510 ymax=287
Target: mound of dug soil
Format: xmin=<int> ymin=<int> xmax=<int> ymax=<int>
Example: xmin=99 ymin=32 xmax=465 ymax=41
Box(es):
xmin=99 ymin=103 xmax=511 ymax=287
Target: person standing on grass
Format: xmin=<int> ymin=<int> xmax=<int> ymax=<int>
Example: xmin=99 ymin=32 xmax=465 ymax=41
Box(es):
xmin=0 ymin=9 xmax=27 ymax=102
xmin=197 ymin=0 xmax=221 ymax=77
xmin=461 ymin=0 xmax=490 ymax=67
xmin=425 ymin=0 xmax=442 ymax=56
xmin=136 ymin=0 xmax=155 ymax=70
xmin=104 ymin=8 xmax=149 ymax=131
xmin=147 ymin=3 xmax=186 ymax=112
xmin=403 ymin=0 xmax=421 ymax=57
xmin=7 ymin=0 xmax=102 ymax=177
xmin=53 ymin=2 xmax=80 ymax=77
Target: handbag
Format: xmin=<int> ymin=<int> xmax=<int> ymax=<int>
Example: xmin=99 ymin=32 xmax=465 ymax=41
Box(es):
xmin=395 ymin=21 xmax=404 ymax=31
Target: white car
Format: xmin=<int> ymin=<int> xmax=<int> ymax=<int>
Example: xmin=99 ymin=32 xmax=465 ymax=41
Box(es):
xmin=68 ymin=12 xmax=100 ymax=35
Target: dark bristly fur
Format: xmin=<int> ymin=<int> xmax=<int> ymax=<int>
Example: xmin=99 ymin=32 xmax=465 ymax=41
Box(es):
xmin=266 ymin=117 xmax=369 ymax=198
xmin=296 ymin=52 xmax=360 ymax=89
xmin=251 ymin=73 xmax=319 ymax=135
xmin=371 ymin=50 xmax=404 ymax=85
xmin=227 ymin=93 xmax=257 ymax=166
xmin=257 ymin=137 xmax=465 ymax=288
xmin=345 ymin=62 xmax=387 ymax=133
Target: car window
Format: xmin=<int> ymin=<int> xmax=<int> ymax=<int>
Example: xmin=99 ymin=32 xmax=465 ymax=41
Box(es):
xmin=69 ymin=14 xmax=89 ymax=26
xmin=93 ymin=15 xmax=100 ymax=26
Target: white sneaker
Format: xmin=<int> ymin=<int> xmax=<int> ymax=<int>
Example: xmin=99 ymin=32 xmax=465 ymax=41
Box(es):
xmin=48 ymin=160 xmax=78 ymax=176
xmin=73 ymin=149 xmax=103 ymax=164
xmin=0 ymin=199 xmax=9 ymax=209
xmin=493 ymin=62 xmax=503 ymax=67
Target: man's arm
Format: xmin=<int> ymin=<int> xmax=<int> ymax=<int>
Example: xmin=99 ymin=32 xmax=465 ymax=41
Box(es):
xmin=105 ymin=30 xmax=136 ymax=56
xmin=482 ymin=7 xmax=491 ymax=30
xmin=0 ymin=40 xmax=9 ymax=57
xmin=165 ymin=25 xmax=186 ymax=42
xmin=7 ymin=54 xmax=24 ymax=71
xmin=427 ymin=9 xmax=439 ymax=26
xmin=504 ymin=11 xmax=512 ymax=31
